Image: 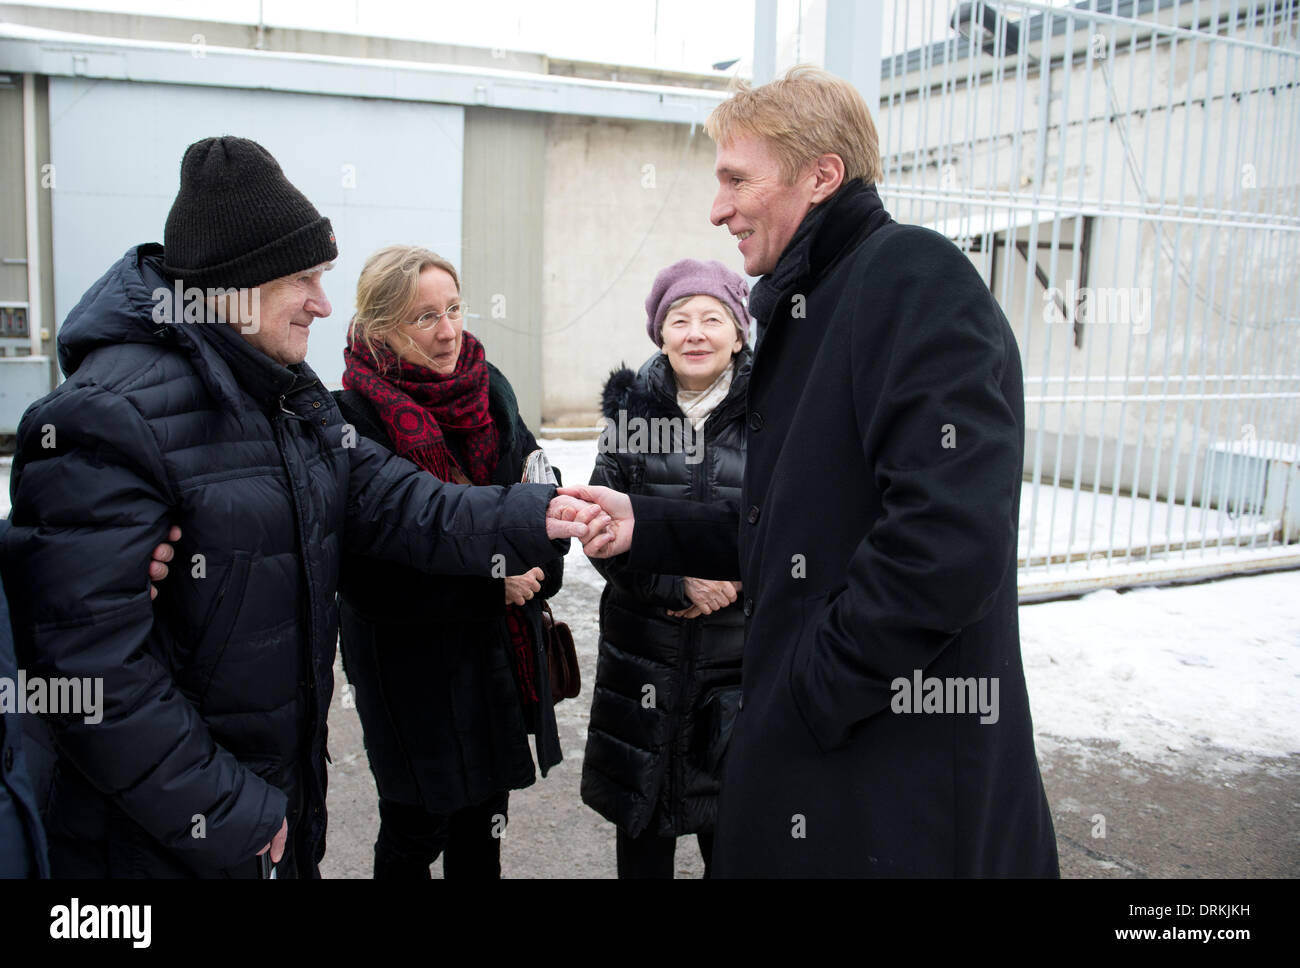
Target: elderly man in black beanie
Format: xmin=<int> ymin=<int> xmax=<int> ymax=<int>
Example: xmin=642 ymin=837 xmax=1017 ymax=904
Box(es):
xmin=0 ymin=136 xmax=607 ymax=879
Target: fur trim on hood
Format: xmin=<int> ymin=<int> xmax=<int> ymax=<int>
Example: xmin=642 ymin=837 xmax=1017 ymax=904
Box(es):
xmin=599 ymin=348 xmax=752 ymax=425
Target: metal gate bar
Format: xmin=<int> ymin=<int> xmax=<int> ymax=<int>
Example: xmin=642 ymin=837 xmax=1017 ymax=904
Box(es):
xmin=875 ymin=0 xmax=1300 ymax=593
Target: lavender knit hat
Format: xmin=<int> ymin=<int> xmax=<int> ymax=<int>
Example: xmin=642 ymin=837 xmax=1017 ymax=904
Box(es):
xmin=645 ymin=258 xmax=751 ymax=347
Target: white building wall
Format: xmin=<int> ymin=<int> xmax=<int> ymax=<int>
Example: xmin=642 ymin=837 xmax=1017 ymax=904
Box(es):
xmin=48 ymin=77 xmax=463 ymax=388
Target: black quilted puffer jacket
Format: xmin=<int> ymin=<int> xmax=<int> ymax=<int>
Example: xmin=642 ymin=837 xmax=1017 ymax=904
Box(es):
xmin=580 ymin=347 xmax=749 ymax=838
xmin=0 ymin=244 xmax=563 ymax=878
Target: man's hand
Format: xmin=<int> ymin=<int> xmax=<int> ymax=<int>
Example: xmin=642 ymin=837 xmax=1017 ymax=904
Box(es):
xmin=546 ymin=494 xmax=610 ymax=542
xmin=505 ymin=566 xmax=546 ymax=605
xmin=667 ymin=578 xmax=741 ymax=618
xmin=148 ymin=525 xmax=182 ymax=600
xmin=556 ymin=485 xmax=633 ymax=558
xmin=256 ymin=817 xmax=288 ymax=864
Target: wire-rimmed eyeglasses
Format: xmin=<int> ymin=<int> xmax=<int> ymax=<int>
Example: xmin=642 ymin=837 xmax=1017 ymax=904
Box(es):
xmin=408 ymin=303 xmax=463 ymax=329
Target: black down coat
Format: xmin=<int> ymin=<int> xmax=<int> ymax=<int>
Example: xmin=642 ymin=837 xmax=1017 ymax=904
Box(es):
xmin=0 ymin=244 xmax=563 ymax=878
xmin=581 ymin=348 xmax=749 ymax=839
xmin=626 ymin=182 xmax=1059 ymax=876
xmin=0 ymin=520 xmax=50 ymax=878
xmin=334 ymin=372 xmax=563 ymax=815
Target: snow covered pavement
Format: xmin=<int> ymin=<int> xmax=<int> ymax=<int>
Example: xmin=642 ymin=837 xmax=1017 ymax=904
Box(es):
xmin=1020 ymin=575 xmax=1299 ymax=775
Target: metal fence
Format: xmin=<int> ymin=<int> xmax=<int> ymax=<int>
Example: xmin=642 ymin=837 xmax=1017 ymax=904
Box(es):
xmin=875 ymin=0 xmax=1300 ymax=597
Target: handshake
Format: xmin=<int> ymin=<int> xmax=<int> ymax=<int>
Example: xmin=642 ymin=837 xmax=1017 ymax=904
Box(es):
xmin=544 ymin=485 xmax=633 ymax=558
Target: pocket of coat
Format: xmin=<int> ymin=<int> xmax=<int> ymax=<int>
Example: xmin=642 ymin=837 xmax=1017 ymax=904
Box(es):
xmin=786 ymin=590 xmax=834 ymax=750
xmin=195 ymin=552 xmax=253 ymax=701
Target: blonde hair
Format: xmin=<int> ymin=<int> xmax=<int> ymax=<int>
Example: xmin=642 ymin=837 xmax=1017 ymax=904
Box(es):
xmin=705 ymin=65 xmax=883 ymax=186
xmin=351 ymin=245 xmax=460 ymax=374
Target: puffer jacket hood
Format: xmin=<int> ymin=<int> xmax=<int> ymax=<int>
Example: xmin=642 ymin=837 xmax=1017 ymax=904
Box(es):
xmin=59 ymin=244 xmax=244 ymax=417
xmin=57 ymin=245 xmax=168 ymax=376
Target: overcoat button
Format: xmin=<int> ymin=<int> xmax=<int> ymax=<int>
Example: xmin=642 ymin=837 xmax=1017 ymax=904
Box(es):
xmin=743 ymin=597 xmax=753 ymax=617
xmin=747 ymin=505 xmax=760 ymax=524
xmin=749 ymin=412 xmax=764 ymax=431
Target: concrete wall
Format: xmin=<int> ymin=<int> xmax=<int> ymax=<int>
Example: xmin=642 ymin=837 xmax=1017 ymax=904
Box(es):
xmin=540 ymin=114 xmax=744 ymax=423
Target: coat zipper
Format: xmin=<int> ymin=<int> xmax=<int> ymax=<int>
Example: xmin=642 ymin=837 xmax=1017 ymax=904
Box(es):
xmin=274 ymin=398 xmax=319 ymax=652
xmin=666 ymin=428 xmax=709 ymax=832
xmin=273 ymin=398 xmax=327 ymax=819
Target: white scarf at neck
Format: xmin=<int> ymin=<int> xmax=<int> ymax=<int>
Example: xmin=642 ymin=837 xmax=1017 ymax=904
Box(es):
xmin=675 ymin=359 xmax=735 ymax=431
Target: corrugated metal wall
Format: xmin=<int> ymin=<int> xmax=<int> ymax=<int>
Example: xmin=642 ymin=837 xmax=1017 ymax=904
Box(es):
xmin=0 ymin=76 xmax=25 ymax=307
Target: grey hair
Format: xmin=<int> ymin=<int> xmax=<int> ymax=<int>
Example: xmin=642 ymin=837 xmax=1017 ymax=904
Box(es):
xmin=662 ymin=294 xmax=744 ymax=343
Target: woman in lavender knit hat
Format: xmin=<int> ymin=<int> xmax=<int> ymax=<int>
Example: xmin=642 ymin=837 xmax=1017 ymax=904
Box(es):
xmin=581 ymin=258 xmax=752 ymax=878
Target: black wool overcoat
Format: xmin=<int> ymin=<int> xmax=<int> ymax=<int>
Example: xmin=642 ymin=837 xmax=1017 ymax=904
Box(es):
xmin=627 ymin=182 xmax=1059 ymax=877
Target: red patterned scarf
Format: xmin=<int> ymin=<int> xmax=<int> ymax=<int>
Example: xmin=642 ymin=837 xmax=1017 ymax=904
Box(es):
xmin=343 ymin=329 xmax=499 ymax=485
xmin=344 ymin=327 xmax=539 ymax=711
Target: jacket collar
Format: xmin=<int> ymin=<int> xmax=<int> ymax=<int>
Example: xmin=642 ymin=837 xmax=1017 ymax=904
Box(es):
xmin=748 ymin=179 xmax=891 ymax=327
xmin=193 ymin=308 xmax=305 ymax=414
xmin=147 ymin=246 xmax=320 ymax=416
xmin=601 ymin=345 xmax=753 ymax=427
xmin=56 ymin=244 xmax=319 ymax=419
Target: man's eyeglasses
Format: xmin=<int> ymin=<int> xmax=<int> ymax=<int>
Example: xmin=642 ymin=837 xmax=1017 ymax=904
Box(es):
xmin=408 ymin=304 xmax=463 ymax=329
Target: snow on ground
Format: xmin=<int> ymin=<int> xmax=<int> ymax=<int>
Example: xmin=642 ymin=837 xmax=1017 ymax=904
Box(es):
xmin=1020 ymin=575 xmax=1299 ymax=773
xmin=540 ymin=436 xmax=603 ymax=494
xmin=541 ymin=436 xmax=1300 ymax=775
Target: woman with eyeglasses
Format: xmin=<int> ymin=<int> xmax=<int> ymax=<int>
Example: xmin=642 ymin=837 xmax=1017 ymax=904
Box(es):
xmin=333 ymin=244 xmax=564 ymax=879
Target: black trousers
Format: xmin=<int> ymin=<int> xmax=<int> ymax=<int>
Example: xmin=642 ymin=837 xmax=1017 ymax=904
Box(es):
xmin=373 ymin=792 xmax=509 ymax=879
xmin=616 ymin=826 xmax=715 ymax=879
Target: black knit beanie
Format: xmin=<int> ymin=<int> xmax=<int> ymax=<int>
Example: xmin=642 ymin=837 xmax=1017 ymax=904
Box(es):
xmin=162 ymin=136 xmax=337 ymax=289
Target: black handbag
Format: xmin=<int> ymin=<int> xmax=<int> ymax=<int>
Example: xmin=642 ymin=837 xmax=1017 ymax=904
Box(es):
xmin=521 ymin=448 xmax=578 ymax=704
xmin=542 ymin=601 xmax=580 ymax=704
